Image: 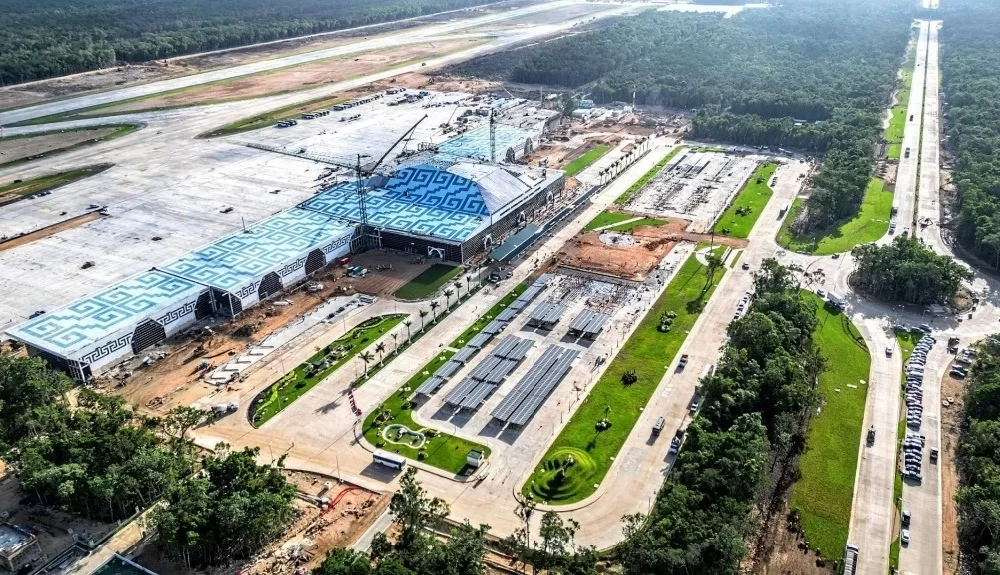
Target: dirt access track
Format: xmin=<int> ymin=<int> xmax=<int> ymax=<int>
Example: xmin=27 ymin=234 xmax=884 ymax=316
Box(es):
xmin=557 ymin=220 xmax=747 ymax=281
xmin=71 ymin=38 xmax=482 ymax=118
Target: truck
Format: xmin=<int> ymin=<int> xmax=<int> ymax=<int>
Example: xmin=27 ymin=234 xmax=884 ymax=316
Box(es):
xmin=652 ymin=416 xmax=665 ymax=436
xmin=827 ymin=292 xmax=846 ymax=311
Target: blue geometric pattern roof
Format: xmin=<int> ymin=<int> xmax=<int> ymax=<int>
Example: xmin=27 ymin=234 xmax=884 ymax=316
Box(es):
xmin=300 ymin=164 xmax=490 ymax=243
xmin=159 ymin=208 xmax=354 ymax=290
xmin=438 ymin=124 xmax=534 ymax=161
xmin=7 ymin=270 xmax=204 ymax=355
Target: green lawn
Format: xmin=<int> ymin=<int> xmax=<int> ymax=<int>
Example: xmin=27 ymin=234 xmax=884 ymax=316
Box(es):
xmin=0 ymin=164 xmax=112 ymax=200
xmin=777 ymin=179 xmax=893 ymax=255
xmin=564 ymin=145 xmax=610 ymax=177
xmin=394 ymin=264 xmax=465 ymax=301
xmin=606 ymin=217 xmax=668 ymax=232
xmin=0 ymin=125 xmax=139 ymax=167
xmin=522 ymin=250 xmax=726 ymax=504
xmin=790 ymin=293 xmax=871 ymax=559
xmin=201 ymin=94 xmax=349 ymax=137
xmin=362 ymin=351 xmax=491 ymax=474
xmin=583 ymin=211 xmax=636 ymax=231
xmin=251 ymin=314 xmax=406 ymax=425
xmin=713 ymin=162 xmax=777 ymax=239
xmin=886 ymin=62 xmax=915 ymax=160
xmin=614 ymin=146 xmax=686 ymax=204
xmin=449 ymin=283 xmax=527 ymax=348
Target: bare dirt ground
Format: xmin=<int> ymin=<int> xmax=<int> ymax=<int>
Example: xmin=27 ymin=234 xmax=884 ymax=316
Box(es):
xmin=0 ymin=474 xmax=116 ymax=564
xmin=557 ymin=220 xmax=747 ymax=282
xmin=79 ymin=39 xmax=483 ymax=117
xmin=526 ymin=134 xmax=621 ymax=172
xmin=0 ymin=127 xmax=120 ymax=164
xmin=349 ymin=250 xmax=449 ymax=296
xmin=941 ymin=370 xmax=964 ymax=574
xmin=135 ymin=470 xmax=388 ymax=575
xmin=104 ymin=254 xmax=435 ymax=414
xmin=386 ymin=71 xmax=499 ymax=93
xmin=104 ymin=268 xmax=358 ymax=414
xmin=0 ymin=211 xmax=105 ymax=249
xmin=757 ymin=506 xmax=834 ymax=575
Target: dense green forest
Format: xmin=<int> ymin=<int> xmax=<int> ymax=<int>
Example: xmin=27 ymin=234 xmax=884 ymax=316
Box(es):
xmin=939 ymin=1 xmax=1000 ymax=271
xmin=615 ymin=260 xmax=823 ymax=573
xmin=0 ymin=0 xmax=497 ymax=85
xmin=851 ymin=235 xmax=972 ymax=304
xmin=957 ymin=336 xmax=1000 ymax=573
xmin=449 ymin=0 xmax=910 ymax=230
xmin=0 ymin=354 xmax=295 ymax=566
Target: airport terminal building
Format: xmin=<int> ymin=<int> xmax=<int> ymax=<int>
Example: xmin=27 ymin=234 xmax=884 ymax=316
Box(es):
xmin=5 ymin=157 xmax=561 ymax=380
xmin=300 ymin=157 xmax=563 ymax=263
xmin=6 ymin=208 xmax=355 ymax=379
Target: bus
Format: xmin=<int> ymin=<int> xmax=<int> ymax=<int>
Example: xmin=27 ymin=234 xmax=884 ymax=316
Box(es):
xmin=843 ymin=543 xmax=859 ymax=575
xmin=373 ymin=450 xmax=407 ymax=470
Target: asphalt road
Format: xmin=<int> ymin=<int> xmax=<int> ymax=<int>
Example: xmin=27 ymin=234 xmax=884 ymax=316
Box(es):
xmin=900 ymin=22 xmax=946 ymax=575
xmin=843 ymin=21 xmax=930 ymax=575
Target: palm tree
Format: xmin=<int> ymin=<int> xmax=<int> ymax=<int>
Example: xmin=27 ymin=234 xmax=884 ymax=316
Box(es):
xmin=430 ymin=301 xmax=440 ymax=322
xmin=454 ymin=280 xmax=464 ymax=300
xmin=419 ymin=310 xmax=428 ymax=332
xmin=359 ymin=351 xmax=373 ymax=376
xmin=466 ymin=275 xmax=473 ymax=296
xmin=391 ymin=332 xmax=399 ymax=354
xmin=444 ymin=288 xmax=454 ymax=309
xmin=403 ymin=319 xmax=413 ymax=343
xmin=375 ymin=342 xmax=386 ymax=366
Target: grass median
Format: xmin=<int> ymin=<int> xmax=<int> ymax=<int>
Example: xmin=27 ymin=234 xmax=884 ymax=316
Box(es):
xmin=789 ymin=293 xmax=871 ymax=559
xmin=564 ymin=145 xmax=610 ymax=177
xmin=251 ymin=314 xmax=406 ymax=426
xmin=202 ymin=94 xmax=349 ymax=137
xmin=0 ymin=164 xmax=112 ymax=201
xmin=362 ymin=350 xmax=491 ymax=474
xmin=521 ymin=250 xmax=726 ymax=504
xmin=614 ymin=145 xmax=685 ymax=205
xmin=713 ymin=162 xmax=777 ymax=239
xmin=777 ymin=179 xmax=893 ymax=255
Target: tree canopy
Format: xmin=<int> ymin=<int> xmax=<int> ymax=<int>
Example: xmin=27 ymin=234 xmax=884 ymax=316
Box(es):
xmin=956 ymin=336 xmax=1000 ymax=573
xmin=938 ymin=0 xmax=1000 ymax=272
xmin=151 ymin=446 xmax=296 ymax=568
xmin=851 ymin=235 xmax=972 ymax=304
xmin=0 ymin=0 xmax=500 ymax=85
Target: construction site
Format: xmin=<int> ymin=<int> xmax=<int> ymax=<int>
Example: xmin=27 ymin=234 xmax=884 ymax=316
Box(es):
xmin=625 ymin=149 xmax=763 ymax=233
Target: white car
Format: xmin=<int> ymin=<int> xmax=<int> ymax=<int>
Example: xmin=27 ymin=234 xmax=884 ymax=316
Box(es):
xmin=901 ymin=529 xmax=910 ymax=545
xmin=886 ymin=347 xmax=893 ymax=357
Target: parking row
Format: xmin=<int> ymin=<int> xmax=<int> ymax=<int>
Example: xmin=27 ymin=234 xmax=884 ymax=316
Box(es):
xmin=902 ymin=333 xmax=936 ymax=483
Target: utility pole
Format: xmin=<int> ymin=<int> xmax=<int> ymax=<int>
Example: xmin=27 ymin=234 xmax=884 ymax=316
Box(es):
xmin=489 ymin=108 xmax=497 ymax=164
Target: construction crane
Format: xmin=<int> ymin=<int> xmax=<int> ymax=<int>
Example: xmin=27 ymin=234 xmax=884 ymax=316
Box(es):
xmin=244 ymin=114 xmax=427 ymax=250
xmin=341 ymin=114 xmax=428 ymax=250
